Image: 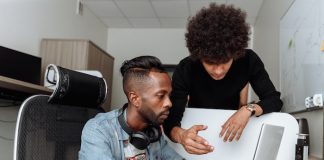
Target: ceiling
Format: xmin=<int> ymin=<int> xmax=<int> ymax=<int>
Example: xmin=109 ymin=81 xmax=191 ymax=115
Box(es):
xmin=83 ymin=0 xmax=264 ymax=28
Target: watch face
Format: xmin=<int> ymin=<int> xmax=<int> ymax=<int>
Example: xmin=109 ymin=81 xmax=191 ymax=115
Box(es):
xmin=248 ymin=104 xmax=255 ymax=109
xmin=247 ymin=104 xmax=256 ymax=116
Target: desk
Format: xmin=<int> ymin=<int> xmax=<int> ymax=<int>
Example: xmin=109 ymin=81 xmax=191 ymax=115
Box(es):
xmin=309 ymin=155 xmax=322 ymax=160
xmin=0 ymin=75 xmax=51 ymax=95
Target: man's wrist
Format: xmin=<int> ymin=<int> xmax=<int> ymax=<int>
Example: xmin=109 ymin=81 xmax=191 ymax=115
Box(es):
xmin=245 ymin=103 xmax=263 ymax=117
xmin=170 ymin=126 xmax=184 ymax=143
xmin=245 ymin=103 xmax=256 ymax=117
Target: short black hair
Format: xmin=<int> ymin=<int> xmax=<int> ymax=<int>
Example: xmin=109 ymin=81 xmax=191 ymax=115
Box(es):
xmin=120 ymin=56 xmax=166 ymax=94
xmin=185 ymin=3 xmax=250 ymax=64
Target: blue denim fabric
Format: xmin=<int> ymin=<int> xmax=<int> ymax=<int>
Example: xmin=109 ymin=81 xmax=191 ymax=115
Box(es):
xmin=79 ymin=109 xmax=183 ymax=160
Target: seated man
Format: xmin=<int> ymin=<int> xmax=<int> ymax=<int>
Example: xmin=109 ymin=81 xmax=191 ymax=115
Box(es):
xmin=79 ymin=56 xmax=183 ymax=160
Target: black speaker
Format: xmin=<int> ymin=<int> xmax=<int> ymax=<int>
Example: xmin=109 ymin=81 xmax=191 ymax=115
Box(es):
xmin=296 ymin=117 xmax=310 ymax=155
xmin=118 ymin=106 xmax=161 ymax=150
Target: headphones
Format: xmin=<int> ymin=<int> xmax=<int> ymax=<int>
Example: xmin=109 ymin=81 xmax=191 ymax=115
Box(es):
xmin=118 ymin=106 xmax=162 ymax=150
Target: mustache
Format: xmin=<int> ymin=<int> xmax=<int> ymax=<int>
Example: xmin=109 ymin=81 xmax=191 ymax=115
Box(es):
xmin=159 ymin=110 xmax=169 ymax=116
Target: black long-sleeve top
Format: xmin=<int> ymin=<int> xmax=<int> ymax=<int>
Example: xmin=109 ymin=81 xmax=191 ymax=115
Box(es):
xmin=163 ymin=49 xmax=283 ymax=138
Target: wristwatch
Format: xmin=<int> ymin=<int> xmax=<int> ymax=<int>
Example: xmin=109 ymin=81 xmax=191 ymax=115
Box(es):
xmin=246 ymin=104 xmax=256 ymax=117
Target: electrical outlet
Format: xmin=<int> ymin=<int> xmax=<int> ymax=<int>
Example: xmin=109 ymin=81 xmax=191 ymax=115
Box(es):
xmin=304 ymin=94 xmax=323 ymax=108
xmin=313 ymin=94 xmax=323 ymax=107
xmin=305 ymin=97 xmax=312 ymax=108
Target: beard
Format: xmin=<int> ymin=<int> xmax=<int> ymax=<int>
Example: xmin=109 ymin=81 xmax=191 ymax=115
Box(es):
xmin=138 ymin=106 xmax=165 ymax=126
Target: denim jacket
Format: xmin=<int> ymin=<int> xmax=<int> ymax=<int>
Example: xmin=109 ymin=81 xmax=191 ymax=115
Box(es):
xmin=79 ymin=109 xmax=183 ymax=160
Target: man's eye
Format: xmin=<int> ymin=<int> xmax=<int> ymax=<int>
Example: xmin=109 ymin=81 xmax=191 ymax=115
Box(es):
xmin=158 ymin=95 xmax=164 ymax=99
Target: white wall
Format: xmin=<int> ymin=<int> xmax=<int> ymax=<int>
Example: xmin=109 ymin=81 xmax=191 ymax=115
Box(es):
xmin=107 ymin=28 xmax=189 ymax=109
xmin=0 ymin=0 xmax=107 ymax=56
xmin=0 ymin=1 xmax=107 ymax=159
xmin=254 ymin=0 xmax=323 ymax=158
xmin=254 ymin=0 xmax=294 ymax=89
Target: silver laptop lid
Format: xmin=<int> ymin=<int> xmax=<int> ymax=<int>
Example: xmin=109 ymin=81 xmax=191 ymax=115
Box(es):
xmin=253 ymin=123 xmax=285 ymax=160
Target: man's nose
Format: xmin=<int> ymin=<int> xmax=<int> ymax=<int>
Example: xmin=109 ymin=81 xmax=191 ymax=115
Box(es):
xmin=213 ymin=66 xmax=224 ymax=75
xmin=164 ymin=97 xmax=172 ymax=109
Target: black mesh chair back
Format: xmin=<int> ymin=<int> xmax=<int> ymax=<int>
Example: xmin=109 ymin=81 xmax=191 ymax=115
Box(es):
xmin=13 ymin=64 xmax=107 ymax=160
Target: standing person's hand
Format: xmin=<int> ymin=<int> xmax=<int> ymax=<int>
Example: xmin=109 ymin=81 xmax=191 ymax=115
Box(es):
xmin=219 ymin=107 xmax=251 ymax=142
xmin=171 ymin=125 xmax=214 ymax=154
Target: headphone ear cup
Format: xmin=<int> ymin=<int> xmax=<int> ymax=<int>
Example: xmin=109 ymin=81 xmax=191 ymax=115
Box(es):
xmin=130 ymin=132 xmax=151 ymax=150
xmin=118 ymin=107 xmax=162 ymax=150
xmin=145 ymin=125 xmax=162 ymax=143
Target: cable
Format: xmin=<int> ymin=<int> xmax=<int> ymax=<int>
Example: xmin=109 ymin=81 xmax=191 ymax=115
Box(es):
xmin=0 ymin=135 xmax=13 ymax=141
xmin=0 ymin=119 xmax=16 ymax=123
xmin=0 ymin=100 xmax=21 ymax=107
xmin=0 ymin=104 xmax=18 ymax=107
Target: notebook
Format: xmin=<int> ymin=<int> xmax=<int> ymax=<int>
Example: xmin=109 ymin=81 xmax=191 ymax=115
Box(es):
xmin=253 ymin=123 xmax=285 ymax=160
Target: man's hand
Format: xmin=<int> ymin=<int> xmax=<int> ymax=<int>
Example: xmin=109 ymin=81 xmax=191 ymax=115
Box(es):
xmin=219 ymin=107 xmax=251 ymax=142
xmin=171 ymin=125 xmax=214 ymax=154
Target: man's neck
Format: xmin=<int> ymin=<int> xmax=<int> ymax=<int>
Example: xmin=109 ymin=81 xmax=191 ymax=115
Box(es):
xmin=125 ymin=106 xmax=148 ymax=131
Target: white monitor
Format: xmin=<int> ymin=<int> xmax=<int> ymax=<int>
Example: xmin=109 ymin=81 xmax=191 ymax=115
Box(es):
xmin=168 ymin=108 xmax=298 ymax=160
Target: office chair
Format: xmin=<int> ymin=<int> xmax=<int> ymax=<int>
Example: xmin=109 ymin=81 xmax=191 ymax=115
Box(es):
xmin=13 ymin=64 xmax=107 ymax=160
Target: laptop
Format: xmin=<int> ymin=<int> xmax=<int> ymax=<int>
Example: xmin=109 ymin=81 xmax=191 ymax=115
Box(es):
xmin=253 ymin=123 xmax=285 ymax=160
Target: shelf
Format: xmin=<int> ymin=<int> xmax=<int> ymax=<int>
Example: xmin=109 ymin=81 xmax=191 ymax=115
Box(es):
xmin=0 ymin=75 xmax=52 ymax=95
xmin=309 ymin=155 xmax=322 ymax=160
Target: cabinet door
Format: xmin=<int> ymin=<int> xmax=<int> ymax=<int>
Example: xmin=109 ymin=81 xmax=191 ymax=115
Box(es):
xmin=40 ymin=39 xmax=88 ymax=76
xmin=87 ymin=43 xmax=102 ymax=70
xmin=88 ymin=43 xmax=114 ymax=111
xmin=100 ymin=54 xmax=114 ymax=111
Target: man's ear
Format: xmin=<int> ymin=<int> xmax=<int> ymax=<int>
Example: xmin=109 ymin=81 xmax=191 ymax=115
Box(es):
xmin=128 ymin=91 xmax=141 ymax=108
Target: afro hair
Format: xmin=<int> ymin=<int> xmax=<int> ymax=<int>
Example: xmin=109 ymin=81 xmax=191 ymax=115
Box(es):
xmin=185 ymin=3 xmax=251 ymax=64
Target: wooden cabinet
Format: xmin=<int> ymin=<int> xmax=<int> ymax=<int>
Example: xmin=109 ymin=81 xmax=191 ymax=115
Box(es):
xmin=40 ymin=39 xmax=114 ymax=111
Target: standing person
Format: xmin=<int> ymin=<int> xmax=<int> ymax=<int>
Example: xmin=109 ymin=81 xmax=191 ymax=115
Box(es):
xmin=163 ymin=3 xmax=283 ymax=155
xmin=79 ymin=56 xmax=183 ymax=160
